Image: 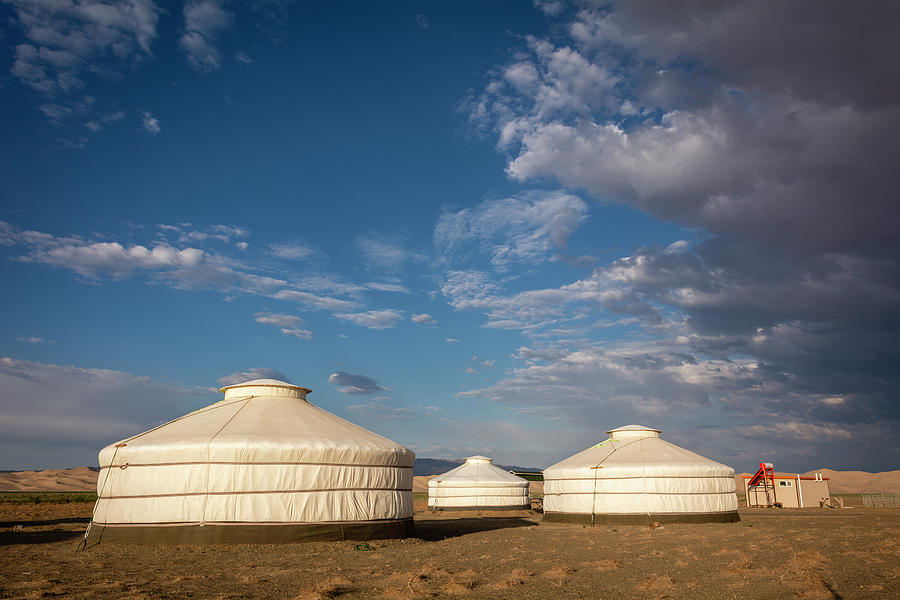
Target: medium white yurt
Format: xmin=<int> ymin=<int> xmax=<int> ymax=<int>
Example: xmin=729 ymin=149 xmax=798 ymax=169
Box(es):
xmin=427 ymin=455 xmax=530 ymax=511
xmin=543 ymin=425 xmax=739 ymax=524
xmin=86 ymin=379 xmax=415 ymax=544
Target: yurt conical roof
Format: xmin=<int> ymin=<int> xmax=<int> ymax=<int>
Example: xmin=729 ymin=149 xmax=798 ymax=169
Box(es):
xmin=542 ymin=424 xmax=738 ymax=524
xmin=87 ymin=379 xmax=415 ymax=544
xmin=428 ymin=455 xmax=530 ymax=511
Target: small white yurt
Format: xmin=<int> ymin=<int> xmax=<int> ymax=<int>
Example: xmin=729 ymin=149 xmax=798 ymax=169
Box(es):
xmin=86 ymin=379 xmax=415 ymax=544
xmin=543 ymin=425 xmax=738 ymax=524
xmin=427 ymin=455 xmax=530 ymax=511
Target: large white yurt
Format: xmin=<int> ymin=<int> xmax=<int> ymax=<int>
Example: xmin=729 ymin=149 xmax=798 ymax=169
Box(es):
xmin=543 ymin=425 xmax=739 ymax=524
xmin=86 ymin=379 xmax=415 ymax=544
xmin=427 ymin=456 xmax=530 ymax=511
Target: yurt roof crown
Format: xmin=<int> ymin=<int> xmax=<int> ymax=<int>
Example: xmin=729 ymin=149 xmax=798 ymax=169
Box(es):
xmin=464 ymin=456 xmax=492 ymax=464
xmin=606 ymin=424 xmax=661 ymax=439
xmin=219 ymin=378 xmax=312 ymax=400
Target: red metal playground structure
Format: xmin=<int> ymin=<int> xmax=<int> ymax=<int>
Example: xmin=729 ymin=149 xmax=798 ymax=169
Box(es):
xmin=747 ymin=462 xmax=782 ymax=508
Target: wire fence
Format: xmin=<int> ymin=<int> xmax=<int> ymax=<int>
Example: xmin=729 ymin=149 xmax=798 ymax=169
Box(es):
xmin=861 ymin=493 xmax=899 ymax=508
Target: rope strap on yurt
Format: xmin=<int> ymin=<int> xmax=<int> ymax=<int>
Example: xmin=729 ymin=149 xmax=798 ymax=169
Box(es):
xmin=79 ymin=442 xmax=122 ymax=551
xmin=80 ymin=394 xmax=256 ymax=549
xmin=201 ymin=396 xmax=254 ymax=526
xmin=589 ymin=437 xmax=644 ymax=526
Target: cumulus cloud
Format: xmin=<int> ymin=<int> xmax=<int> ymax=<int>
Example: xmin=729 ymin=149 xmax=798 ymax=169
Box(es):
xmin=328 ymin=371 xmax=390 ymax=395
xmin=335 ymin=309 xmax=404 ymax=330
xmin=0 ymin=356 xmax=201 ymax=469
xmin=6 ymin=0 xmax=161 ymax=96
xmin=180 ymin=0 xmax=233 ymax=72
xmin=217 ymin=367 xmax=291 ymax=387
xmin=5 ymin=0 xmax=161 ymax=133
xmin=411 ymin=313 xmax=435 ymax=324
xmin=253 ymin=312 xmax=313 ymax=340
xmin=0 ymin=220 xmax=286 ymax=296
xmin=461 ymin=0 xmax=900 ymax=470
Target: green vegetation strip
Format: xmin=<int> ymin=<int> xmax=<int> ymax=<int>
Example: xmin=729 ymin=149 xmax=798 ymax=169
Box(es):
xmin=0 ymin=492 xmax=97 ymax=504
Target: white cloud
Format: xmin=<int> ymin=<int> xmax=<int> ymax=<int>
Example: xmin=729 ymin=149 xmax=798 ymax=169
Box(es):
xmin=445 ymin=338 xmax=460 ymax=344
xmin=335 ymin=309 xmax=404 ymax=330
xmin=253 ymin=312 xmax=313 ymax=340
xmin=216 ymin=367 xmax=290 ymax=386
xmin=158 ymin=223 xmax=248 ymax=244
xmin=270 ymin=242 xmax=315 ymax=260
xmin=328 ymin=371 xmax=390 ymax=395
xmin=366 ymin=282 xmax=410 ymax=294
xmin=21 ymin=241 xmax=203 ymax=279
xmin=533 ymin=1 xmax=565 ymax=17
xmin=1 ymin=220 xmax=286 ymax=296
xmin=234 ymin=50 xmax=253 ymax=64
xmin=16 ymin=336 xmax=54 ymax=344
xmin=0 ymin=356 xmax=200 ymax=469
xmin=356 ymin=235 xmax=425 ymax=275
xmin=85 ymin=110 xmax=125 ymax=132
xmin=180 ymin=0 xmax=233 ymax=72
xmin=6 ymin=0 xmax=162 ymax=96
xmin=141 ymin=111 xmax=161 ymax=134
xmin=435 ymin=191 xmax=588 ymax=271
xmin=411 ymin=313 xmax=436 ymax=324
xmin=273 ymin=289 xmax=360 ymax=312
xmin=346 ymin=399 xmax=413 ymax=419
xmin=236 ymin=241 xmax=248 ymax=251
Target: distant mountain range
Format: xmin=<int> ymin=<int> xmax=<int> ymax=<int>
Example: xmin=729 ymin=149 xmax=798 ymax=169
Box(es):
xmin=414 ymin=458 xmax=541 ymax=476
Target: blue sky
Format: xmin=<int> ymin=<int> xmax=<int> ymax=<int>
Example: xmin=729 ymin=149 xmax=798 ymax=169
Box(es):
xmin=1 ymin=1 xmax=898 ymax=473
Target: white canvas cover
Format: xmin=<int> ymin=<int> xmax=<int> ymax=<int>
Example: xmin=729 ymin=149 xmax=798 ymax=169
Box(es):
xmin=90 ymin=379 xmax=414 ymax=538
xmin=428 ymin=456 xmax=529 ymax=510
xmin=543 ymin=425 xmax=738 ymax=520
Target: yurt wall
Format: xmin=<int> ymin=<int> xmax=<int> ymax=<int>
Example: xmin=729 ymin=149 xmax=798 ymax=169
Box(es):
xmin=86 ymin=379 xmax=414 ymax=544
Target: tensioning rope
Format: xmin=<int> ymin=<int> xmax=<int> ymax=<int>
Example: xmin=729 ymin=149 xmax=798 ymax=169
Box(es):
xmin=78 ymin=395 xmax=254 ymax=551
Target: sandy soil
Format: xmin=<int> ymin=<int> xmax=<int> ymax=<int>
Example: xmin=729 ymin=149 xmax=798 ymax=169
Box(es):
xmin=1 ymin=499 xmax=898 ymax=599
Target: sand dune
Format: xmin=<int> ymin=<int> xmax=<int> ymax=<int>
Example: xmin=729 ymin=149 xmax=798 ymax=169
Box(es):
xmin=0 ymin=467 xmax=99 ymax=492
xmin=806 ymin=469 xmax=900 ymax=494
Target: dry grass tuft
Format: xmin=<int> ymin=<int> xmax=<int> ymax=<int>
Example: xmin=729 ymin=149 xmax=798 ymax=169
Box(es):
xmin=295 ymin=576 xmax=353 ymax=600
xmin=783 ymin=549 xmax=828 ymax=572
xmin=637 ymin=574 xmax=674 ymax=591
xmin=542 ymin=565 xmax=576 ymax=586
xmin=440 ymin=568 xmax=477 ymax=595
xmin=585 ymin=558 xmax=621 ymax=571
xmin=493 ymin=568 xmax=533 ymax=589
xmin=727 ymin=553 xmax=752 ymax=572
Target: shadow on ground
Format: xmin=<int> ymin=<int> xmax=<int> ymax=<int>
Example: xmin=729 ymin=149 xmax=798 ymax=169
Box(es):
xmin=0 ymin=528 xmax=84 ymax=546
xmin=414 ymin=516 xmax=536 ymax=541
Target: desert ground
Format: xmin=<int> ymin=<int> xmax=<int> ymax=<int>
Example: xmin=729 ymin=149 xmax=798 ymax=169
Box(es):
xmin=1 ymin=496 xmax=898 ymax=600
